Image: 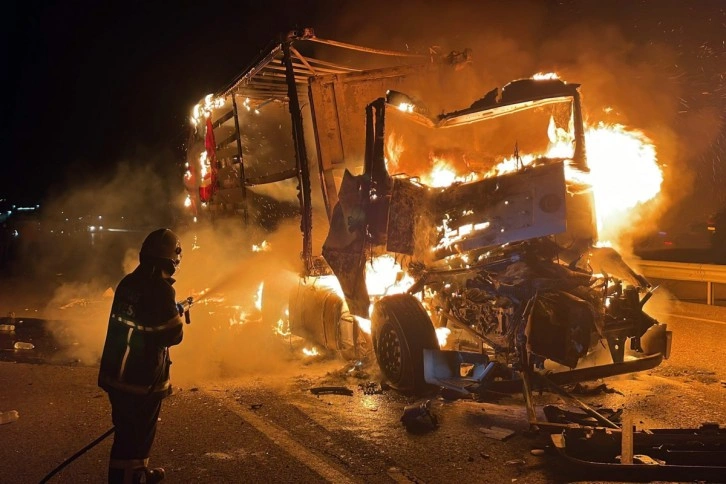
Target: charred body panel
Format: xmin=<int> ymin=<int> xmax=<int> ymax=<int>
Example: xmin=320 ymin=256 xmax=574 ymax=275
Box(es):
xmin=387 ymin=162 xmax=567 ymax=260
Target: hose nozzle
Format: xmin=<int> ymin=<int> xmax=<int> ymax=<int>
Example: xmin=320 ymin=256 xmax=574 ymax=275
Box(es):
xmin=176 ymin=296 xmax=194 ymax=324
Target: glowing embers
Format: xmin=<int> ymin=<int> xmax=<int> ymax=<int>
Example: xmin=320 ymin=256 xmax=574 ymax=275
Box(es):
xmin=302 ymin=346 xmax=320 ymax=357
xmin=228 ymin=282 xmax=264 ymax=326
xmin=397 ymin=102 xmax=415 ymax=113
xmin=436 ymin=212 xmax=492 ymax=252
xmin=532 ymin=72 xmax=560 ymax=80
xmin=190 ymin=94 xmax=225 ymax=126
xmin=274 ymin=307 xmax=291 ymax=337
xmin=252 ymin=240 xmax=271 ymax=252
xmin=435 ymin=326 xmax=451 ymax=347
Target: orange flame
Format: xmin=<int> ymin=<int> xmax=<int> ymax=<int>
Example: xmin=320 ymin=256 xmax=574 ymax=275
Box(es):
xmin=302 ymin=346 xmax=320 ymax=357
xmin=583 ymin=123 xmax=661 ymax=242
xmin=388 ymin=115 xmax=661 ymax=246
xmin=435 ymin=327 xmax=451 ymax=347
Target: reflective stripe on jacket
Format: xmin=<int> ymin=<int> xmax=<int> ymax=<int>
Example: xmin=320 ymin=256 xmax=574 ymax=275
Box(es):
xmin=98 ymin=264 xmax=183 ymax=397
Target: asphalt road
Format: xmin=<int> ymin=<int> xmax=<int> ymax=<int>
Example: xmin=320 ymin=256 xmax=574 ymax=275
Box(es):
xmin=1 ymin=300 xmax=725 ymax=483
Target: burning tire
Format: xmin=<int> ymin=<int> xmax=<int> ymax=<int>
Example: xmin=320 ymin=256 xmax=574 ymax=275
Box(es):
xmin=372 ymin=294 xmax=438 ymax=394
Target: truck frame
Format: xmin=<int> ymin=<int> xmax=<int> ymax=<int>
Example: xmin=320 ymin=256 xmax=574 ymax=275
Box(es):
xmin=184 ymin=29 xmax=671 ymax=407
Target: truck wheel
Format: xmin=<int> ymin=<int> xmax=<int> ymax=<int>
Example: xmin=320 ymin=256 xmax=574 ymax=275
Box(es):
xmin=372 ymin=294 xmax=438 ymax=394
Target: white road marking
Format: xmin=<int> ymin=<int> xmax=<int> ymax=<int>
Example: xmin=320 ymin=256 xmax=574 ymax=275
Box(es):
xmin=204 ymin=390 xmax=357 ymax=484
xmin=651 ymin=311 xmax=726 ymax=325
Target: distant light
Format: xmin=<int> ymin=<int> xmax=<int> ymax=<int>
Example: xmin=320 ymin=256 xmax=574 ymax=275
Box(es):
xmin=89 ymin=226 xmax=96 ymax=232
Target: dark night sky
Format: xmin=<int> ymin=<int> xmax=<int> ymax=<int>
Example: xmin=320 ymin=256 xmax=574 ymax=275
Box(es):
xmin=3 ymin=0 xmax=725 ymax=221
xmin=4 ymin=0 xmax=324 ymax=203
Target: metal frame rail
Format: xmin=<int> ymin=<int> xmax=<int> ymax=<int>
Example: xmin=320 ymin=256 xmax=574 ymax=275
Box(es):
xmin=637 ymin=260 xmax=726 ymax=305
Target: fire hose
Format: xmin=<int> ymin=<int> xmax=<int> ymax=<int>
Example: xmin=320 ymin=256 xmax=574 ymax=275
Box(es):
xmin=39 ymin=297 xmax=194 ymax=483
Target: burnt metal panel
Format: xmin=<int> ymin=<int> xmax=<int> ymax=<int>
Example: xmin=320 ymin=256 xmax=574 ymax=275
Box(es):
xmin=431 ymin=162 xmax=567 ymax=259
xmin=308 ymin=62 xmax=468 ymax=219
xmin=387 ymin=178 xmax=428 ymax=255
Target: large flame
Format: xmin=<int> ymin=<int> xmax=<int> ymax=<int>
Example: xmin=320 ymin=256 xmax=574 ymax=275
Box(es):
xmin=387 ymin=113 xmax=661 ymax=246
xmin=583 ymin=123 xmax=661 ymax=241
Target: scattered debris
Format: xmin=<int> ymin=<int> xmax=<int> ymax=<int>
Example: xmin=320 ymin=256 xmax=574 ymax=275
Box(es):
xmin=0 ymin=410 xmax=19 ymax=425
xmin=505 ymin=459 xmax=526 ymax=466
xmin=569 ymin=382 xmax=623 ymax=396
xmin=551 ymin=422 xmax=726 ymax=482
xmin=359 ymin=382 xmax=384 ymax=395
xmin=478 ymin=426 xmax=516 ymax=441
xmin=310 ymin=386 xmax=354 ymax=396
xmin=479 ymin=452 xmax=490 ymax=459
xmin=543 ymin=404 xmax=622 ymax=427
xmin=631 ymin=454 xmax=664 ymax=465
xmin=386 ymin=467 xmax=419 ymax=482
xmin=249 ymin=403 xmax=263 ymax=410
xmin=530 ymin=449 xmax=545 ymax=456
xmin=400 ymin=400 xmax=438 ymax=433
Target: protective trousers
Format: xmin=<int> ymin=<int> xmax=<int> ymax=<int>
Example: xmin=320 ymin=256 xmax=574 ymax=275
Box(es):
xmin=107 ymin=390 xmax=163 ymax=484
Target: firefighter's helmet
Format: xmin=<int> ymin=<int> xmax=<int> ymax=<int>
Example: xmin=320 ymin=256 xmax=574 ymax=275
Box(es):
xmin=139 ymin=228 xmax=182 ymax=269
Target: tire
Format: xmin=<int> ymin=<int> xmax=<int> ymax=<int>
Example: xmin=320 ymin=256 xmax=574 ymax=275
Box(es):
xmin=372 ymin=294 xmax=439 ymax=394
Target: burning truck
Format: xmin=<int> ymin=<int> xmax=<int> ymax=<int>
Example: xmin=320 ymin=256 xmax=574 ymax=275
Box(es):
xmin=184 ymin=29 xmax=670 ymax=397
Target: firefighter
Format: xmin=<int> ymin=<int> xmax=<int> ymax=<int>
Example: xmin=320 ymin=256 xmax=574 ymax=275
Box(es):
xmin=98 ymin=228 xmax=185 ymax=483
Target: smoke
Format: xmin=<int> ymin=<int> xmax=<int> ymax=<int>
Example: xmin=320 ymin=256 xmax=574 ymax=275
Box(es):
xmin=312 ymin=0 xmax=724 ymax=247
xmin=29 ymin=158 xmax=181 ymax=364
xmin=16 ymin=1 xmax=722 ymax=384
xmin=38 ymin=189 xmax=320 ymax=385
xmin=166 ymin=219 xmax=316 ymax=386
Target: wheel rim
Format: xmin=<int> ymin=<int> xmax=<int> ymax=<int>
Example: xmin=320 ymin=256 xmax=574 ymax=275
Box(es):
xmin=378 ymin=324 xmax=403 ymax=381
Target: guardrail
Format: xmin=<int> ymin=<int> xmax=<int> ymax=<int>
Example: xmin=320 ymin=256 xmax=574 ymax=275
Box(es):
xmin=636 ymin=260 xmax=726 ymax=305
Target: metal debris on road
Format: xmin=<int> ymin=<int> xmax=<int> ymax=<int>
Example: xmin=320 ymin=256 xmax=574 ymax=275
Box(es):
xmin=0 ymin=410 xmax=19 ymax=425
xmin=569 ymin=382 xmax=623 ymax=395
xmin=359 ymin=382 xmax=384 ymax=395
xmin=310 ymin=386 xmax=354 ymax=396
xmin=479 ymin=426 xmax=516 ymax=441
xmin=543 ymin=404 xmax=622 ymax=427
xmin=400 ymin=400 xmax=438 ymax=433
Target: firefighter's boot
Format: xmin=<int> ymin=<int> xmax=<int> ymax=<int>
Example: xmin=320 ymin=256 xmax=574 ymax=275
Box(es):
xmin=145 ymin=467 xmax=165 ymax=483
xmin=130 ymin=467 xmax=165 ymax=483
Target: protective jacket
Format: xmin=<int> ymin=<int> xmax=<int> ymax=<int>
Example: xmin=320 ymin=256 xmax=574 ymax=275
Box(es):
xmin=98 ymin=264 xmax=184 ymax=397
